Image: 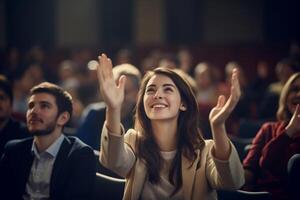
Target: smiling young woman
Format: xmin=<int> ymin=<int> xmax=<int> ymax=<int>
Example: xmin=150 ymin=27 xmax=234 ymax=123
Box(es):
xmin=97 ymin=53 xmax=244 ymax=200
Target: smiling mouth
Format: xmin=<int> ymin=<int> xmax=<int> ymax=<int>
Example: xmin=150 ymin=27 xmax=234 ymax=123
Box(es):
xmin=151 ymin=104 xmax=168 ymax=108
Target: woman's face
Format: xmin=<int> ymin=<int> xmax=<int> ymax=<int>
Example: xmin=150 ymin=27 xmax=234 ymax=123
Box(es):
xmin=143 ymin=74 xmax=185 ymax=121
xmin=286 ymin=77 xmax=300 ymax=114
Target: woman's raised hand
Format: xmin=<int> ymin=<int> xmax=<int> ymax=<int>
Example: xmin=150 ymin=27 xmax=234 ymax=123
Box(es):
xmin=209 ymin=68 xmax=241 ymax=127
xmin=97 ymin=53 xmax=126 ymax=110
xmin=286 ymin=104 xmax=300 ymax=138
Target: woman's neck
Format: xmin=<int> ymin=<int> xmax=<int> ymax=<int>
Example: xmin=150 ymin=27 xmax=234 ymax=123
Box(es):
xmin=151 ymin=120 xmax=178 ymax=151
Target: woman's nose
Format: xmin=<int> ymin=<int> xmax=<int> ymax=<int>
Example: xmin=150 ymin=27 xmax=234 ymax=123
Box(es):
xmin=154 ymin=90 xmax=163 ymax=99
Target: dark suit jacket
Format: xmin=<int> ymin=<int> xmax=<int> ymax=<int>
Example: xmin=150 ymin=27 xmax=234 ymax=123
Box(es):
xmin=0 ymin=118 xmax=29 ymax=157
xmin=76 ymin=102 xmax=133 ymax=150
xmin=0 ymin=136 xmax=96 ymax=200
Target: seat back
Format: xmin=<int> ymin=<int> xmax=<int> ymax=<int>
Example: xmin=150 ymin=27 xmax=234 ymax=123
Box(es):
xmin=94 ymin=172 xmax=125 ymax=200
xmin=217 ymin=189 xmax=271 ymax=200
xmin=288 ymin=154 xmax=300 ymax=200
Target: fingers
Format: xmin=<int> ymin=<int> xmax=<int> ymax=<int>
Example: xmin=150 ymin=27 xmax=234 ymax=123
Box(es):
xmin=226 ymin=68 xmax=240 ymax=110
xmin=98 ymin=53 xmax=113 ymax=81
xmin=216 ymin=95 xmax=226 ymax=108
xmin=231 ymin=68 xmax=241 ymax=98
xmin=211 ymin=69 xmax=240 ymax=125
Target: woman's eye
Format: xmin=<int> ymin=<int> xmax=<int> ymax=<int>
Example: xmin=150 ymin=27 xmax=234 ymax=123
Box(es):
xmin=165 ymin=87 xmax=173 ymax=92
xmin=146 ymin=88 xmax=155 ymax=93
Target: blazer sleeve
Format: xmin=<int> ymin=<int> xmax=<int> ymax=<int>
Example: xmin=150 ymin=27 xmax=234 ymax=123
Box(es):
xmin=99 ymin=122 xmax=136 ymax=178
xmin=205 ymin=140 xmax=245 ymax=190
xmin=64 ymin=146 xmax=96 ymax=200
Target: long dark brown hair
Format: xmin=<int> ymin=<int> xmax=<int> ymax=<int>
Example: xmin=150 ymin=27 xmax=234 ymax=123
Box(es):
xmin=134 ymin=67 xmax=205 ymax=195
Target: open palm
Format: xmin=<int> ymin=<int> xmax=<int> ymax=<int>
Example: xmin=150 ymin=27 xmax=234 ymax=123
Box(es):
xmin=97 ymin=53 xmax=126 ymax=110
xmin=209 ymin=68 xmax=241 ymax=127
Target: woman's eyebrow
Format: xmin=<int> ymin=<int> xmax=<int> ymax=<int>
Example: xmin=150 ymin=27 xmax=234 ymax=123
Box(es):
xmin=162 ymin=83 xmax=176 ymax=88
xmin=146 ymin=83 xmax=175 ymax=88
xmin=147 ymin=84 xmax=156 ymax=88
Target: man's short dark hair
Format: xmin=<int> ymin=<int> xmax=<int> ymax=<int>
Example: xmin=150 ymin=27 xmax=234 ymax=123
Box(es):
xmin=30 ymin=82 xmax=73 ymax=118
xmin=0 ymin=75 xmax=13 ymax=103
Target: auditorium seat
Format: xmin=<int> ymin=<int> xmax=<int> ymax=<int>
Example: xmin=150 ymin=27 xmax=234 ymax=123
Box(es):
xmin=217 ymin=189 xmax=271 ymax=200
xmin=94 ymin=172 xmax=125 ymax=200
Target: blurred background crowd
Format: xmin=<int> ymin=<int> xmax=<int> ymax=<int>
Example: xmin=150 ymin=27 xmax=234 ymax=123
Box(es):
xmin=0 ymin=0 xmax=300 ymax=143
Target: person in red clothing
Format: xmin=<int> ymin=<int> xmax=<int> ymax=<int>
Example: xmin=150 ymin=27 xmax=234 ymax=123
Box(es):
xmin=243 ymin=72 xmax=300 ymax=200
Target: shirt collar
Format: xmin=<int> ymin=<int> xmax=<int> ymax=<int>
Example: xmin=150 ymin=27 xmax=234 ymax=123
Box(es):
xmin=31 ymin=134 xmax=65 ymax=158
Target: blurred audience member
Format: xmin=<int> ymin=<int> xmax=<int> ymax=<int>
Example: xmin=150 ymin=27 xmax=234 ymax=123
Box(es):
xmin=173 ymin=68 xmax=197 ymax=95
xmin=158 ymin=53 xmax=179 ymax=69
xmin=57 ymin=60 xmax=84 ymax=130
xmin=243 ymin=73 xmax=300 ymax=200
xmin=140 ymin=56 xmax=156 ymax=75
xmin=27 ymin=63 xmax=45 ymax=84
xmin=0 ymin=75 xmax=28 ymax=157
xmin=25 ymin=46 xmax=55 ymax=82
xmin=140 ymin=49 xmax=163 ymax=75
xmin=248 ymin=61 xmax=272 ymax=106
xmin=194 ymin=62 xmax=218 ymax=106
xmin=114 ymin=48 xmax=133 ymax=65
xmin=0 ymin=47 xmax=23 ymax=81
xmin=193 ymin=62 xmax=219 ymax=138
xmin=177 ymin=48 xmax=194 ymax=75
xmin=245 ymin=60 xmax=273 ymax=120
xmin=76 ymin=63 xmax=141 ymax=150
xmin=64 ymin=87 xmax=84 ymax=131
xmin=69 ymin=59 xmax=102 ymax=107
xmin=57 ymin=60 xmax=80 ymax=90
xmin=13 ymin=64 xmax=46 ymax=117
xmin=259 ymin=58 xmax=298 ymax=120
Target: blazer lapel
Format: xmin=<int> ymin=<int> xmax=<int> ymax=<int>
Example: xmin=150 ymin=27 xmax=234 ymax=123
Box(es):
xmin=50 ymin=137 xmax=72 ymax=196
xmin=19 ymin=140 xmax=34 ymax=193
xmin=181 ymin=151 xmax=199 ymax=200
xmin=131 ymin=159 xmax=147 ymax=200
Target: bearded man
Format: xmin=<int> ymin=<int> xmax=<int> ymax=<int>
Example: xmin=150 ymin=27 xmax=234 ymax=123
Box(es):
xmin=0 ymin=82 xmax=96 ymax=200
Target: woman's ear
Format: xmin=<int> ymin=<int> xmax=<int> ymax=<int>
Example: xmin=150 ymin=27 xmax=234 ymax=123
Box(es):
xmin=57 ymin=112 xmax=70 ymax=126
xmin=180 ymin=103 xmax=187 ymax=111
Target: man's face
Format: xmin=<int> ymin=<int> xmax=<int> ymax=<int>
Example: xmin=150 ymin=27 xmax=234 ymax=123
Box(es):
xmin=26 ymin=93 xmax=59 ymax=136
xmin=0 ymin=90 xmax=12 ymax=122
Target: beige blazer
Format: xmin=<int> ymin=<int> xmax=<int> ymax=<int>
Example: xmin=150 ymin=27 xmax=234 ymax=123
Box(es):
xmin=100 ymin=126 xmax=244 ymax=200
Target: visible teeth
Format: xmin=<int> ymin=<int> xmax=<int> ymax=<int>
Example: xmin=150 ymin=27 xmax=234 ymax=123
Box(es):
xmin=153 ymin=104 xmax=166 ymax=108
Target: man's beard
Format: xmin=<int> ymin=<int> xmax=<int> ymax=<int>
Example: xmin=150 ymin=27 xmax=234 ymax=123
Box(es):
xmin=29 ymin=121 xmax=56 ymax=136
